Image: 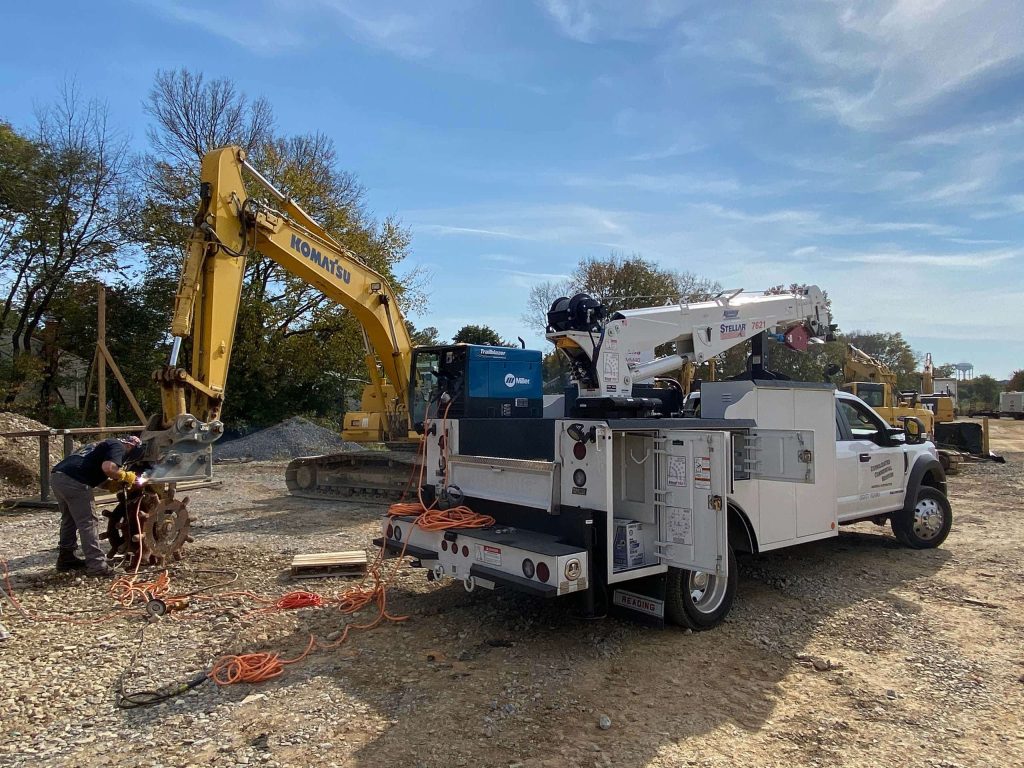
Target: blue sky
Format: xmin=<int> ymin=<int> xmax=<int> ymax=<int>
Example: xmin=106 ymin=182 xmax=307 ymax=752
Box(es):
xmin=2 ymin=1 xmax=1022 ymax=378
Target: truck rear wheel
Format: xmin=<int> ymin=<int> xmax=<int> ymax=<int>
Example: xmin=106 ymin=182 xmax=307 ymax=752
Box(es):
xmin=665 ymin=546 xmax=737 ymax=631
xmin=892 ymin=487 xmax=952 ymax=549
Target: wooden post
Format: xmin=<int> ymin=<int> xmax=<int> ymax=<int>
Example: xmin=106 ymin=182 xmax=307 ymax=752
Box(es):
xmin=97 ymin=285 xmax=107 ymax=437
xmin=982 ymin=416 xmax=990 ymax=455
xmin=39 ymin=435 xmax=50 ymax=502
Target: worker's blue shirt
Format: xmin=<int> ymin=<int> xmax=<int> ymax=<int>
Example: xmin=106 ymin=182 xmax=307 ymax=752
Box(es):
xmin=53 ymin=438 xmax=127 ymax=487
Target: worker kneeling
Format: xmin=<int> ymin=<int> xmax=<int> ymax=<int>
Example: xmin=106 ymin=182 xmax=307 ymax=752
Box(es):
xmin=50 ymin=436 xmax=145 ymax=576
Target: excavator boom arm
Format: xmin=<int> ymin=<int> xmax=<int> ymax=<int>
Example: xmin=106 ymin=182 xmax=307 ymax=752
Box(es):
xmin=150 ymin=146 xmax=414 ymax=474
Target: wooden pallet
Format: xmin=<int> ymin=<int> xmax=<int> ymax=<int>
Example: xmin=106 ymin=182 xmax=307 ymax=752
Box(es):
xmin=289 ymin=550 xmax=368 ymax=580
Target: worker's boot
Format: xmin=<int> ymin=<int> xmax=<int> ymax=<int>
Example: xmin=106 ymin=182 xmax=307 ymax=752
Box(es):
xmin=86 ymin=561 xmax=115 ymax=577
xmin=85 ymin=560 xmax=115 ymax=578
xmin=56 ymin=549 xmax=88 ymax=572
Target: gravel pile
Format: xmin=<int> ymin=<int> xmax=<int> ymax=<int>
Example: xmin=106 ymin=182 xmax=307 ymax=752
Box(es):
xmin=0 ymin=412 xmax=71 ymax=501
xmin=213 ymin=416 xmax=363 ymax=462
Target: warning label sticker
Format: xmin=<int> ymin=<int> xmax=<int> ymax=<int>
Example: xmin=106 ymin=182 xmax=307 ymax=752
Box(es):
xmin=666 ymin=507 xmax=693 ymax=546
xmin=667 ymin=456 xmax=688 ymax=487
xmin=602 ymin=354 xmax=618 ymax=385
xmin=694 ymin=456 xmax=711 ymax=490
xmin=603 ymin=353 xmax=619 ymax=382
xmin=477 ymin=545 xmax=501 ymax=566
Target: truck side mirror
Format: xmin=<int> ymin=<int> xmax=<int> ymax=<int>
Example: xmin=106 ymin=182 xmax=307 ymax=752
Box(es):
xmin=902 ymin=417 xmax=926 ymax=445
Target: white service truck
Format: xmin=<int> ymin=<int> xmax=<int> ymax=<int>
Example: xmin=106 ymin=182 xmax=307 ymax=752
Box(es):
xmin=380 ymin=288 xmax=951 ymax=629
xmin=999 ymin=391 xmax=1024 ymax=419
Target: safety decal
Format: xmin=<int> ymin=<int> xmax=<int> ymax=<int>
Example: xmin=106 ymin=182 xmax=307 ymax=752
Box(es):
xmin=665 ymin=507 xmax=693 ymax=546
xmin=667 ymin=456 xmax=688 ymax=487
xmin=477 ymin=545 xmax=501 ymax=566
xmin=694 ymin=456 xmax=711 ymax=489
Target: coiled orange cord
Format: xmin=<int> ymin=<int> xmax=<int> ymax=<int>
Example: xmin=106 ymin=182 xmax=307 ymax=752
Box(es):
xmin=110 ymin=571 xmax=171 ymax=607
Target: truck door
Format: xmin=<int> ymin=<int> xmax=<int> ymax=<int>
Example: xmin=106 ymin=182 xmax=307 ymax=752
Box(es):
xmin=657 ymin=430 xmax=729 ymax=577
xmin=835 ymin=398 xmax=905 ymax=520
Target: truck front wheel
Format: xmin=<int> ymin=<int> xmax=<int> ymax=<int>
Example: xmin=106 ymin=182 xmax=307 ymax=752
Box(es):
xmin=665 ymin=546 xmax=737 ymax=631
xmin=892 ymin=487 xmax=952 ymax=549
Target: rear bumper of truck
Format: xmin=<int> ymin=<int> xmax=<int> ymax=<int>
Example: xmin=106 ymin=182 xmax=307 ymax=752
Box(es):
xmin=376 ymin=516 xmax=589 ymax=597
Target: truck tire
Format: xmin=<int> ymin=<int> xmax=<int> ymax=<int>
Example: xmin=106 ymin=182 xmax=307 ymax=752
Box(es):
xmin=891 ymin=487 xmax=952 ymax=549
xmin=665 ymin=546 xmax=737 ymax=631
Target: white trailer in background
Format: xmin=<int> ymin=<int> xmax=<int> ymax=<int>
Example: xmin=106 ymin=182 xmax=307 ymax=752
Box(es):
xmin=999 ymin=392 xmax=1024 ymax=419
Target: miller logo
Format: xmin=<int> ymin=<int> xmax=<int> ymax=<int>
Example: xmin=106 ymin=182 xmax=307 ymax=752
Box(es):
xmin=504 ymin=373 xmax=530 ymax=388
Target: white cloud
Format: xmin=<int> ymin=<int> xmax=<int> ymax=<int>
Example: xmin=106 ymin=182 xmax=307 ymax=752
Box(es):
xmin=831 ymin=249 xmax=1020 ymax=269
xmin=537 ymin=0 xmax=689 ymax=44
xmin=782 ymin=1 xmax=1024 ymax=129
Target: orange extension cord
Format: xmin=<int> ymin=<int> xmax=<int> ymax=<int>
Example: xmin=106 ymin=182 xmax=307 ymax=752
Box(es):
xmin=5 ymin=400 xmax=497 ymax=686
xmin=208 ymin=399 xmax=495 ymax=686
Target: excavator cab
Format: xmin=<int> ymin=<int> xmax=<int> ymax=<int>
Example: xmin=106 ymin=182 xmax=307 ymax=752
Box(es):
xmin=843 ymin=382 xmax=885 ymax=408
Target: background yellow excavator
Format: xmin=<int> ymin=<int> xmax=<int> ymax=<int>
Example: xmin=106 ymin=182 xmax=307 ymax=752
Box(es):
xmin=837 ymin=344 xmax=1003 ymax=472
xmin=839 ymin=344 xmax=937 ymax=434
xmin=919 ymin=352 xmax=956 ymax=423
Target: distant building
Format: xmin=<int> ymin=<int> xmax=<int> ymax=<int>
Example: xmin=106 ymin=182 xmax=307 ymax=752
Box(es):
xmin=0 ymin=336 xmax=90 ymax=409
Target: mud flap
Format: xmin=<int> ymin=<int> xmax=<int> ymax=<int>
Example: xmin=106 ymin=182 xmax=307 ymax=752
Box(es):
xmin=608 ymin=573 xmax=667 ymax=628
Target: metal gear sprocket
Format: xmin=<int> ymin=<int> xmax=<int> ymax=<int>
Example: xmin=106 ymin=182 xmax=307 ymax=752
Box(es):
xmin=102 ymin=489 xmax=194 ymax=568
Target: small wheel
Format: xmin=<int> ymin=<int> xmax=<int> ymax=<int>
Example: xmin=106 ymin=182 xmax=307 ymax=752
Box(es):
xmin=892 ymin=487 xmax=952 ymax=549
xmin=665 ymin=546 xmax=737 ymax=631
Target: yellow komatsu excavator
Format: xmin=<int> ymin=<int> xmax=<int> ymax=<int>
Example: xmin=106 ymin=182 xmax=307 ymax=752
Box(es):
xmin=114 ymin=147 xmax=429 ymax=564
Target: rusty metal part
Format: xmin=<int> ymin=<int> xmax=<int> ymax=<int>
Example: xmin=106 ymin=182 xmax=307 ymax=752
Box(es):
xmin=285 ymin=447 xmax=422 ymax=501
xmin=101 ymin=489 xmax=194 ymax=568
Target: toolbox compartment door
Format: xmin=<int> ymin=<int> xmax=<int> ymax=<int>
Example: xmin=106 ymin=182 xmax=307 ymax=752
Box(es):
xmin=657 ymin=430 xmax=729 ymax=576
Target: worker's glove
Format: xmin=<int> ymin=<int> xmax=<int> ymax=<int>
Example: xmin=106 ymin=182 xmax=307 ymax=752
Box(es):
xmin=115 ymin=469 xmax=137 ymax=487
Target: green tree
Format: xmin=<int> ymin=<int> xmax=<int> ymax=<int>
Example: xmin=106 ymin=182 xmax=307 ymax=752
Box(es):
xmin=0 ymin=87 xmax=139 ymax=410
xmin=452 ymin=324 xmax=509 ymax=346
xmin=843 ymin=330 xmax=919 ymax=390
xmin=961 ymin=375 xmax=1001 ymax=411
xmin=408 ymin=323 xmax=441 ymax=347
xmin=1006 ymin=369 xmax=1024 ymax=392
xmin=523 ymin=253 xmax=720 ymax=333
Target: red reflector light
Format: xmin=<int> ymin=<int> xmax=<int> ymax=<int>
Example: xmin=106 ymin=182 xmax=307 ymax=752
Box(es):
xmin=462 ymin=545 xmax=469 ymax=557
xmin=536 ymin=562 xmax=550 ymax=583
xmin=573 ymin=442 xmax=587 ymax=460
xmin=441 ymin=540 xmax=448 ymax=551
xmin=386 ymin=523 xmax=394 ymax=539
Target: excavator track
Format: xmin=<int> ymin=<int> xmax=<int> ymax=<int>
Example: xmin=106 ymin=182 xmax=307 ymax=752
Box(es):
xmin=285 ymin=444 xmax=424 ymax=501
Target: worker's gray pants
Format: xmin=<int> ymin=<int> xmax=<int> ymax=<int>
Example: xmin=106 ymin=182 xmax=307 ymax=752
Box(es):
xmin=50 ymin=471 xmax=105 ymax=568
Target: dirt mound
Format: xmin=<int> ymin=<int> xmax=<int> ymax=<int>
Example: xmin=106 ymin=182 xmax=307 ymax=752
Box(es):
xmin=0 ymin=412 xmax=68 ymax=499
xmin=213 ymin=416 xmax=363 ymax=462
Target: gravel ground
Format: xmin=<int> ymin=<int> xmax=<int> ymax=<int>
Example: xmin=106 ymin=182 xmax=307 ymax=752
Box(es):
xmin=213 ymin=417 xmax=363 ymax=462
xmin=1 ymin=423 xmax=1023 ymax=767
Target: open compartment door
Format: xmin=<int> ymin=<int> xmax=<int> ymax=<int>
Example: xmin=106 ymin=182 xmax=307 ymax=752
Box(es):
xmin=657 ymin=430 xmax=729 ymax=577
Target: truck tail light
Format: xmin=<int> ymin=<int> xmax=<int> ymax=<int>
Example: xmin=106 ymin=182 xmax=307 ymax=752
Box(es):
xmin=536 ymin=562 xmax=550 ymax=583
xmin=573 ymin=442 xmax=587 ymax=460
xmin=522 ymin=558 xmax=535 ymax=579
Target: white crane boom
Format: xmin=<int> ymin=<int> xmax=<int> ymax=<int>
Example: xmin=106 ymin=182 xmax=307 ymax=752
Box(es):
xmin=546 ymin=287 xmax=832 ymax=399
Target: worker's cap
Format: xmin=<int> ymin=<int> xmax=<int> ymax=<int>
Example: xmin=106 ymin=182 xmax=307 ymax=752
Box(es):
xmin=120 ymin=435 xmax=145 ymax=462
